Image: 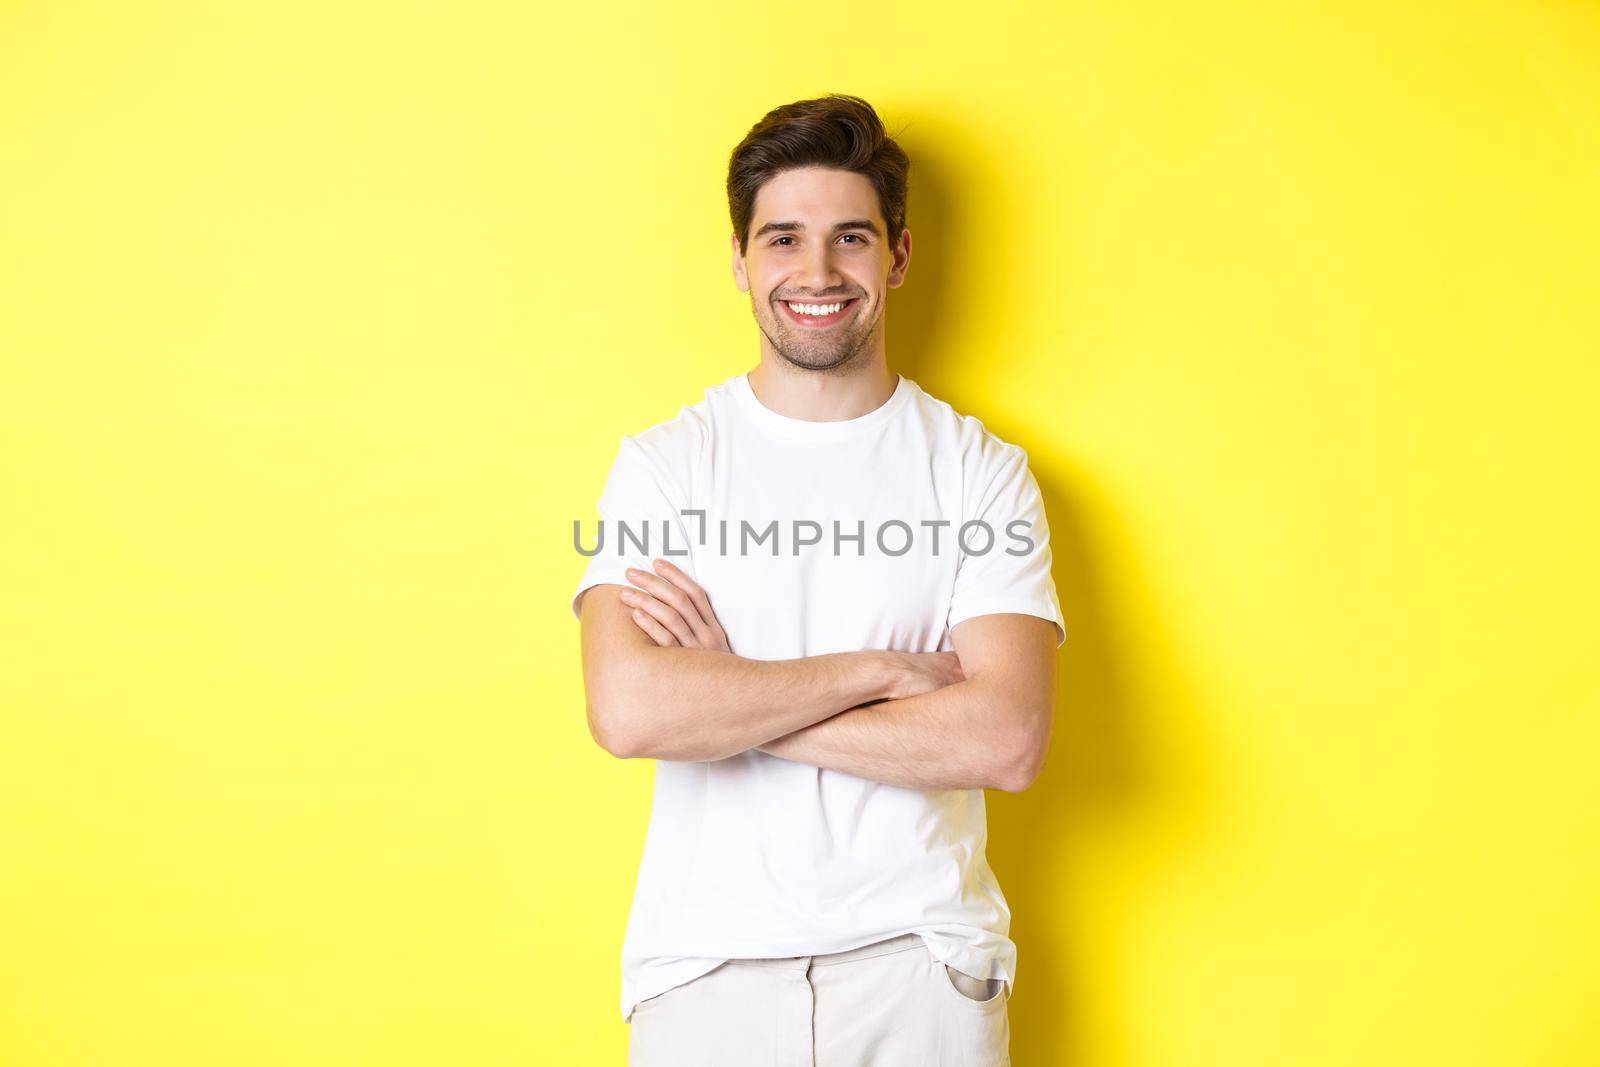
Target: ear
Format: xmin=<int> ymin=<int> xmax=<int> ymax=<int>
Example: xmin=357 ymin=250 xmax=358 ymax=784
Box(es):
xmin=731 ymin=232 xmax=749 ymax=292
xmin=886 ymin=226 xmax=912 ymax=289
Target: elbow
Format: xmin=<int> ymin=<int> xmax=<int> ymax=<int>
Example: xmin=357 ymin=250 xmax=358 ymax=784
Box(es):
xmin=589 ymin=701 xmax=718 ymax=763
xmin=992 ymin=706 xmax=1052 ymax=793
xmin=584 ymin=653 xmax=698 ymax=761
xmin=587 ymin=693 xmax=640 ymax=759
xmin=582 ymin=649 xmax=730 ymax=763
xmin=993 ymin=751 xmax=1043 ymax=793
xmin=584 ymin=657 xmax=654 ymax=760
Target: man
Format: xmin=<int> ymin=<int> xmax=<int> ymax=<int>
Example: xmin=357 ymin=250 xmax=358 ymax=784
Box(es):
xmin=570 ymin=93 xmax=1064 ymax=1065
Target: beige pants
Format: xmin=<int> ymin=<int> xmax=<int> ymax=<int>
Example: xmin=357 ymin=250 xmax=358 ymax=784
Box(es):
xmin=627 ymin=933 xmax=1011 ymax=1066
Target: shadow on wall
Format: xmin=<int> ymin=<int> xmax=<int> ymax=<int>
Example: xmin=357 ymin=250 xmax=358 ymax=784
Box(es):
xmin=886 ymin=128 xmax=1218 ymax=1064
xmin=883 ymin=125 xmax=956 ymax=388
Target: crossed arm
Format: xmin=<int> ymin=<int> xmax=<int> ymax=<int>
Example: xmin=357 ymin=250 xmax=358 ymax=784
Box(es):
xmin=577 ymin=559 xmax=1058 ymax=792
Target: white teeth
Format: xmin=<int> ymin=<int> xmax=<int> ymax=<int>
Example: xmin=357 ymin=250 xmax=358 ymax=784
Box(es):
xmin=787 ymin=301 xmax=846 ymax=316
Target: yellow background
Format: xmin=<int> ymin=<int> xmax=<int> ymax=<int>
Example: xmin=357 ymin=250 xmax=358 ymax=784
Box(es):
xmin=3 ymin=1 xmax=1596 ymax=1063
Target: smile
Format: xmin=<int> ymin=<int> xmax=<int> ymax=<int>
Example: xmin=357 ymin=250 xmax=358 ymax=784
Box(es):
xmin=779 ymin=297 xmax=858 ymax=327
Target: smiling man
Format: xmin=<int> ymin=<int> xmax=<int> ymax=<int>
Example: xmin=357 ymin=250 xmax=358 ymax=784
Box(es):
xmin=571 ymin=93 xmax=1065 ymax=1066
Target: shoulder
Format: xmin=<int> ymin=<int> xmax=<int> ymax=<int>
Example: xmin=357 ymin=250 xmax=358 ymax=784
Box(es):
xmin=619 ymin=372 xmax=743 ymax=457
xmin=906 ymin=380 xmax=1032 ymax=475
xmin=606 ymin=375 xmax=734 ymax=495
xmin=624 ymin=379 xmax=724 ymax=456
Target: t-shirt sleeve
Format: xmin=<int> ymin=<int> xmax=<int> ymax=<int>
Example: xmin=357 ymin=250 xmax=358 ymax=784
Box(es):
xmin=570 ymin=433 xmax=701 ymax=620
xmin=946 ymin=441 xmax=1066 ymax=648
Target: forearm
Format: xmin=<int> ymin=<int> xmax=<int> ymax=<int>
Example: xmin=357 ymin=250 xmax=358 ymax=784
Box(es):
xmin=604 ymin=646 xmax=900 ymax=763
xmin=756 ymin=676 xmax=1023 ymax=792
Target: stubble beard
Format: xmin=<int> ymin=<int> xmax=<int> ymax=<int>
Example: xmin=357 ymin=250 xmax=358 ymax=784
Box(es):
xmin=756 ymin=294 xmax=880 ymax=376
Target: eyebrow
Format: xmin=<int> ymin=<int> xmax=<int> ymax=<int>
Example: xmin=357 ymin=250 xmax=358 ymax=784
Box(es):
xmin=752 ymin=218 xmax=882 ymax=240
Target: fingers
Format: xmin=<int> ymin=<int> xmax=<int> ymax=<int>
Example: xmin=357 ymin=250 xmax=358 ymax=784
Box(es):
xmin=619 ymin=585 xmax=698 ymax=647
xmin=649 ymin=558 xmax=725 ymax=631
xmin=645 ymin=558 xmax=731 ymax=651
xmin=625 ymin=561 xmax=720 ymax=649
xmin=630 ymin=604 xmax=678 ymax=646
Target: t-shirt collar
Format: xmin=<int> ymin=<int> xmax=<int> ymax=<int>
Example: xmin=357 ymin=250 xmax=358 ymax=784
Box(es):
xmin=732 ymin=371 xmax=914 ymax=442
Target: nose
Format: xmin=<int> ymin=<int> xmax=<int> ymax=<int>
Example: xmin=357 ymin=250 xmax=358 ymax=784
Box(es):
xmin=798 ymin=239 xmax=844 ymax=293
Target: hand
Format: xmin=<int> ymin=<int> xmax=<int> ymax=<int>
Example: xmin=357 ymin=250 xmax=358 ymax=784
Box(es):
xmin=883 ymin=650 xmax=966 ymax=700
xmin=620 ymin=558 xmax=732 ymax=654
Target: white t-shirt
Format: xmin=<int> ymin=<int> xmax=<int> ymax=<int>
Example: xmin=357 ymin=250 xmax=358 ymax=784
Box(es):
xmin=570 ymin=370 xmax=1065 ymax=1023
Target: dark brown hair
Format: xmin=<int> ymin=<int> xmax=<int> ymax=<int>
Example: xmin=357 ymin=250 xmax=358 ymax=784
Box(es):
xmin=726 ymin=94 xmax=910 ymax=256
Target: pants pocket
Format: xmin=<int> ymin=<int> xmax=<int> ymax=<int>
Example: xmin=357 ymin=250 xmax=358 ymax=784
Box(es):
xmin=940 ymin=962 xmax=1008 ymax=1006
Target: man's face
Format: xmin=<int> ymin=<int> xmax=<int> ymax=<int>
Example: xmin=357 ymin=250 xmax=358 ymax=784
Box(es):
xmin=732 ymin=166 xmax=911 ymax=373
